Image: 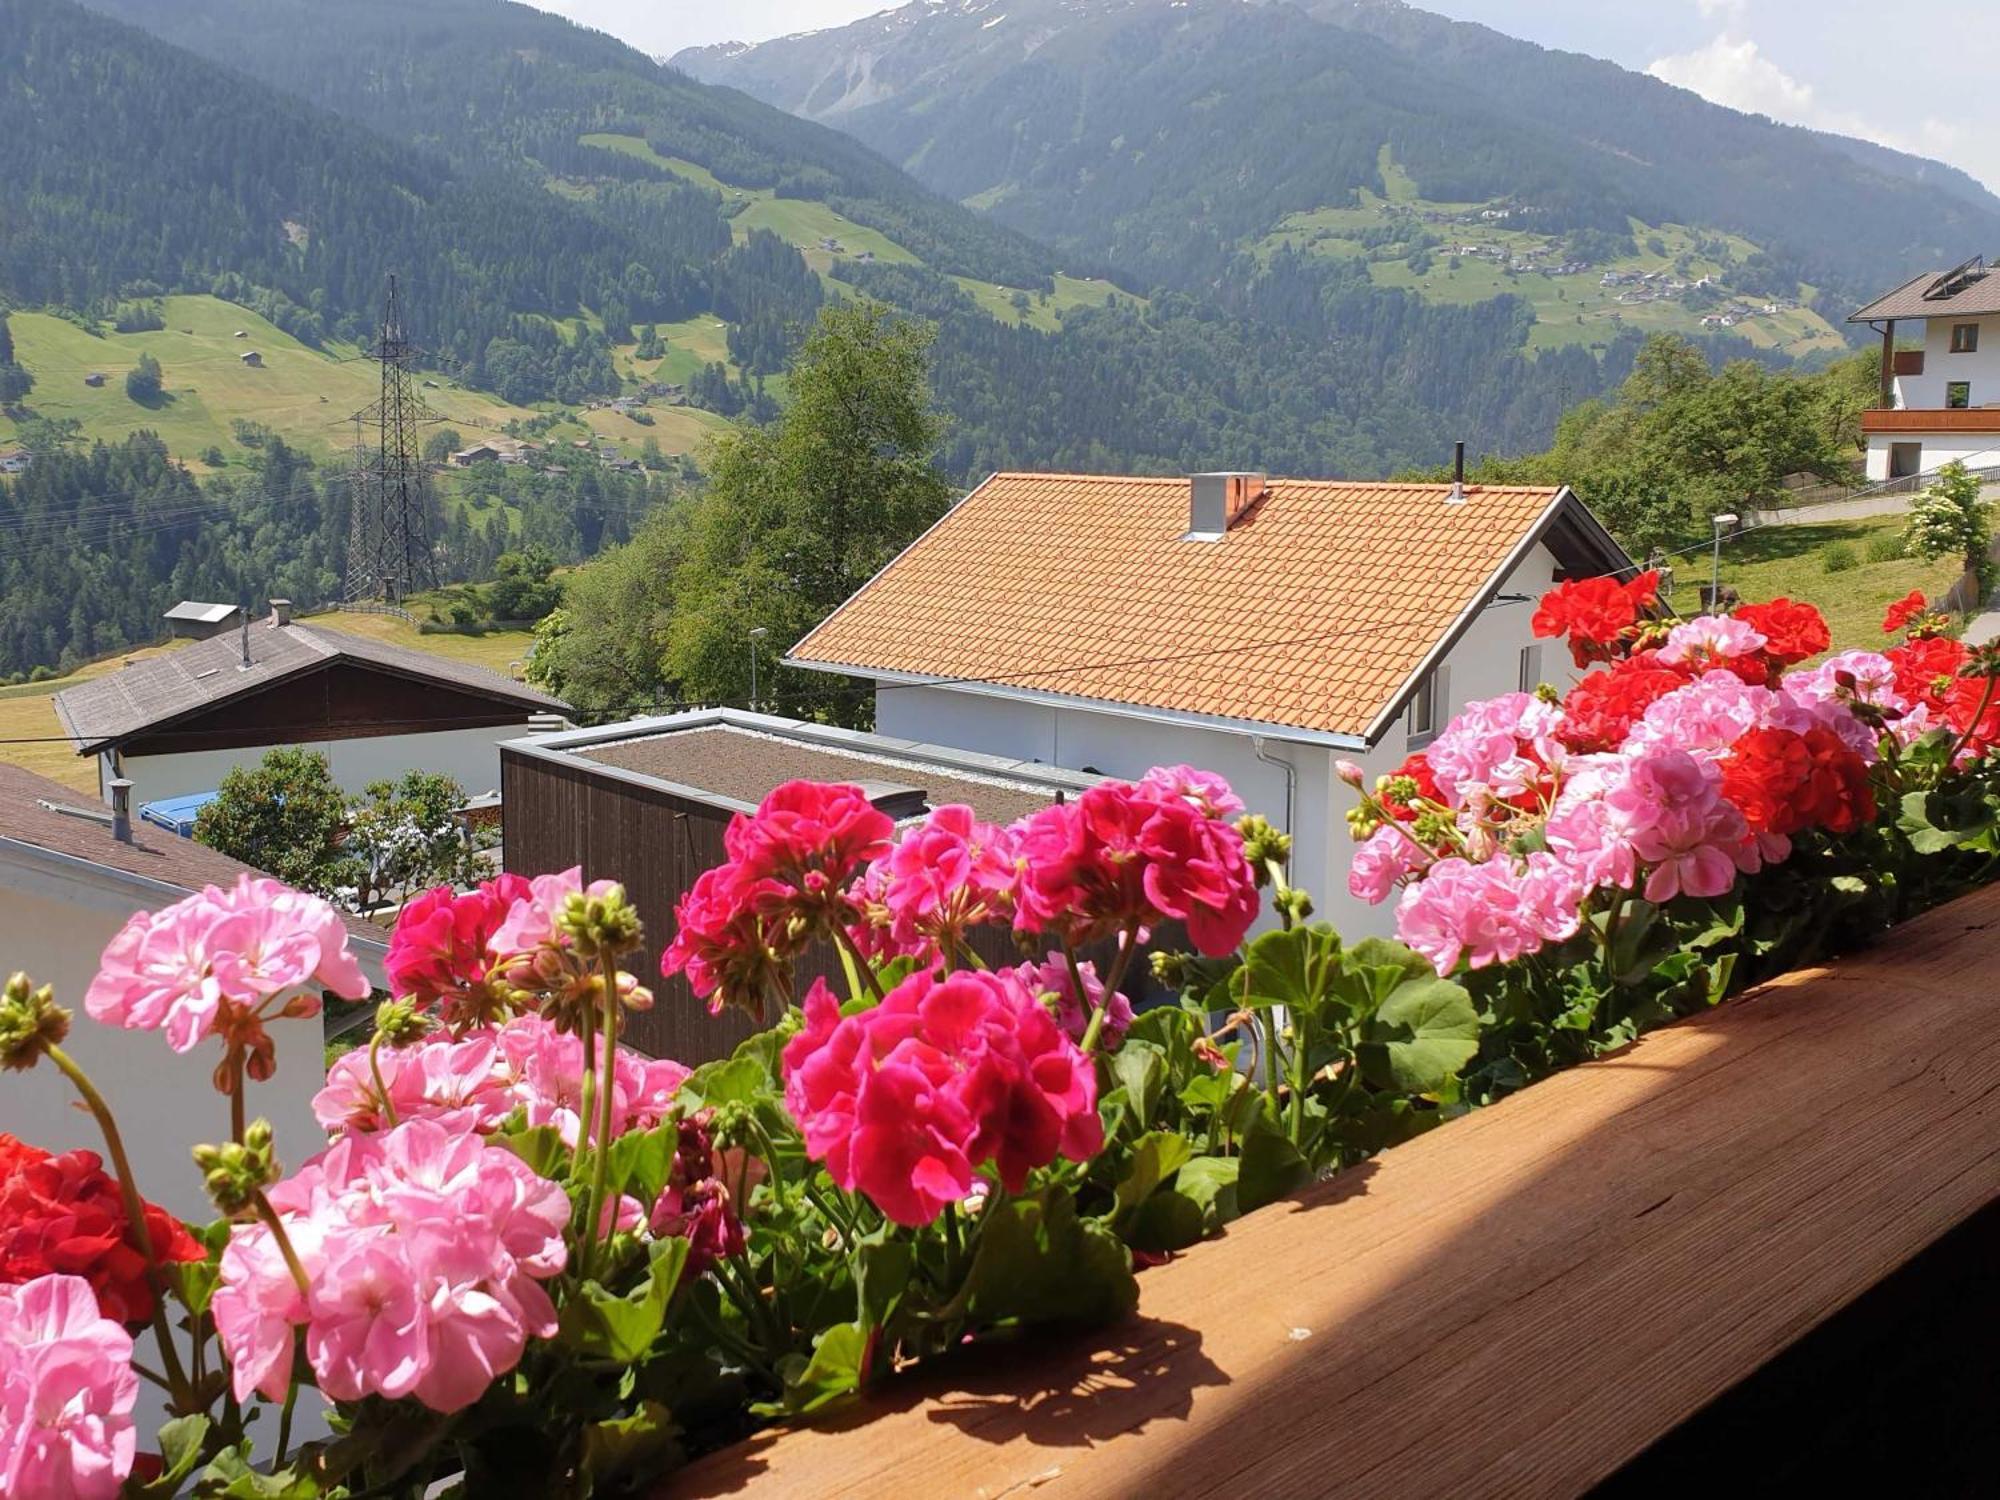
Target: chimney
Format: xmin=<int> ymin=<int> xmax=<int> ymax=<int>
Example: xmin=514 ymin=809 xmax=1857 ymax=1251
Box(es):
xmin=270 ymin=598 xmax=292 ymax=627
xmin=1186 ymin=471 xmax=1268 ymax=539
xmin=239 ymin=609 xmax=252 ymax=670
xmin=1446 ymin=441 xmax=1467 ymax=505
xmin=109 ymin=779 xmax=134 ymax=845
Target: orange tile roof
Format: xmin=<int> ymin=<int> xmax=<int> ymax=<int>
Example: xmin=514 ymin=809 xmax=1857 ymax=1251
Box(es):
xmin=790 ymin=473 xmax=1604 ymax=742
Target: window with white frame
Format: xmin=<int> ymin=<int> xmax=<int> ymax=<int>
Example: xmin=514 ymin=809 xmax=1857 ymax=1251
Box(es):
xmin=1952 ymin=322 xmax=1980 ymax=354
xmin=1407 ymin=666 xmax=1445 ymax=745
xmin=1518 ymin=641 xmax=1543 ymax=694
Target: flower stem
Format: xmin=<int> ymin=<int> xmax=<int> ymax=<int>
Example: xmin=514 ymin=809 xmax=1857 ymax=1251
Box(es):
xmin=275 ymin=1372 xmax=300 ymax=1466
xmin=368 ymin=1029 xmax=399 ymax=1129
xmin=831 ymin=923 xmax=886 ymax=1003
xmin=45 ymin=1043 xmax=192 ymax=1399
xmin=228 ymin=1046 xmax=247 ymax=1145
xmin=583 ymin=953 xmax=622 ymax=1278
xmin=251 ymin=1189 xmax=312 ymax=1300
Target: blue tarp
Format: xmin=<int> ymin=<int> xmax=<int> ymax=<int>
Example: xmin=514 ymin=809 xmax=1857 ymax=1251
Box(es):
xmin=138 ymin=791 xmax=218 ymax=838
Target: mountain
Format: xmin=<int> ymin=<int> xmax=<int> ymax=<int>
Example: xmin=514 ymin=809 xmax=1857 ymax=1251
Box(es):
xmin=61 ymin=0 xmax=1652 ymax=480
xmin=1 ymin=0 xmax=808 ymax=406
xmin=676 ymin=0 xmax=2000 ymax=328
xmin=75 ymin=0 xmax=1059 ymax=294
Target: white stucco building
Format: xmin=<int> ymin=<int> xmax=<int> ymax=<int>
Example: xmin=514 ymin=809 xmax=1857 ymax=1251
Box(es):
xmin=0 ymin=763 xmax=387 ymax=1440
xmin=1853 ymin=256 xmax=2000 ymax=481
xmin=785 ymin=470 xmax=1631 ymax=942
xmin=51 ymin=602 xmax=569 ymax=810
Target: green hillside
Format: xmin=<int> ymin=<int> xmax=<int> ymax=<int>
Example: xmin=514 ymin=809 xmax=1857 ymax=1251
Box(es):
xmin=579 ymin=133 xmax=1129 ymax=334
xmin=1262 ymin=150 xmax=1847 ymax=357
xmin=0 ymin=295 xmax=732 ymax=468
xmin=0 ymin=297 xmax=529 ymax=465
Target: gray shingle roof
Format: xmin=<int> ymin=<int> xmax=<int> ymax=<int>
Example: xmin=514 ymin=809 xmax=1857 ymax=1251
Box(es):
xmin=1849 ymin=262 xmax=2000 ymax=322
xmin=0 ymin=762 xmax=388 ymax=961
xmin=53 ymin=617 xmax=566 ymax=754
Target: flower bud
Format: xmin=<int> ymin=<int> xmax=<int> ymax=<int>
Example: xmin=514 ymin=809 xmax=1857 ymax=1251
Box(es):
xmin=373 ymin=996 xmax=433 ymax=1048
xmin=194 ymin=1122 xmax=282 ymax=1217
xmin=1333 ymin=760 xmax=1365 ymax=788
xmin=1276 ymin=887 xmax=1315 ymax=923
xmin=1149 ymin=950 xmax=1190 ymax=989
xmin=1236 ymin=813 xmax=1293 ymax=874
xmin=0 ymin=971 xmax=68 ymax=1071
xmin=1533 ymin=681 xmax=1560 ymax=704
xmin=556 ymin=884 xmax=644 ymax=959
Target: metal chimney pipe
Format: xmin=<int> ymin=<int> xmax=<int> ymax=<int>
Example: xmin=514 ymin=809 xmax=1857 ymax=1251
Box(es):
xmin=1446 ymin=440 xmax=1467 ymax=505
xmin=239 ymin=609 xmax=251 ymax=669
xmin=109 ymin=778 xmax=134 ymax=844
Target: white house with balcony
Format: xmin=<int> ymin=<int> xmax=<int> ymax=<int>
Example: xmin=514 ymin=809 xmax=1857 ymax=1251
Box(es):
xmin=1852 ymin=255 xmax=2000 ymax=481
xmin=784 ymin=470 xmax=1631 ymax=941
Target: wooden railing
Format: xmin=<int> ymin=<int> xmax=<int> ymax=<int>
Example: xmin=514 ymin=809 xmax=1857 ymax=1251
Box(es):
xmin=1860 ymin=407 xmax=2000 ymax=433
xmin=663 ymin=882 xmax=2000 ymax=1497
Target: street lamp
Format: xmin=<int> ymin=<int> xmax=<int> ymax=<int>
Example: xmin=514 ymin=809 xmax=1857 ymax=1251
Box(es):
xmin=747 ymin=626 xmax=769 ymax=712
xmin=1710 ymin=512 xmax=1739 ymax=609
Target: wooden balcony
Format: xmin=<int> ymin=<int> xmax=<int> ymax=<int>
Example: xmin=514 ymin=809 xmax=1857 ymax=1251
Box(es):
xmin=1862 ymin=406 xmax=2000 ymax=433
xmin=665 ymin=882 xmax=2000 ymax=1497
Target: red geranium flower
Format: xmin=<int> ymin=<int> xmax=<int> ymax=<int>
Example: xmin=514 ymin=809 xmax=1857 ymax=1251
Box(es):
xmin=0 ymin=1134 xmax=203 ymax=1325
xmin=1886 ymin=635 xmax=1970 ymax=709
xmin=1559 ymin=664 xmax=1688 ymax=753
xmin=386 ymin=873 xmax=530 ymax=1018
xmin=1735 ymin=598 xmax=1831 ymax=668
xmin=1945 ymin=672 xmax=2000 ymax=758
xmin=1882 ymin=590 xmax=1928 ymax=636
xmin=1531 ymin=570 xmax=1661 ymax=667
xmin=1378 ymin=752 xmax=1443 ymax=820
xmin=1721 ymin=727 xmax=1875 ymax=836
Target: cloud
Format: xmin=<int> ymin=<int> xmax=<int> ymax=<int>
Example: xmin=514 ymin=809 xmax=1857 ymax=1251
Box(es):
xmin=1694 ymin=0 xmax=1745 ymax=17
xmin=1647 ymin=32 xmax=1965 ymax=168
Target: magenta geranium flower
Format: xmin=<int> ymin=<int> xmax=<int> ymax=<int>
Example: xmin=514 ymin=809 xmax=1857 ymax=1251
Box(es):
xmin=780 ymin=970 xmax=1104 ymax=1227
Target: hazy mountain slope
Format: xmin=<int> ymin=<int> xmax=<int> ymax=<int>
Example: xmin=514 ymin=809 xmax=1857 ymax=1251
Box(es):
xmin=678 ymin=0 xmax=2000 ymax=310
xmin=77 ymin=0 xmax=1059 ymax=291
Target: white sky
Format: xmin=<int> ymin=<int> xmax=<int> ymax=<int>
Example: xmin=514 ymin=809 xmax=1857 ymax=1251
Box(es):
xmin=539 ymin=0 xmax=2000 ymax=192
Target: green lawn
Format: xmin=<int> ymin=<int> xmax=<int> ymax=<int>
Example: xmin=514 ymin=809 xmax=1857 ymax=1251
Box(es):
xmin=1710 ymin=514 xmax=1965 ymax=654
xmin=0 ymin=296 xmax=531 ymax=466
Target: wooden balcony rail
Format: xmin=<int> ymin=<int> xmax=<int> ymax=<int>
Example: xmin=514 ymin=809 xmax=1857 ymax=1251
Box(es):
xmin=1861 ymin=407 xmax=2000 ymax=433
xmin=664 ymin=882 xmax=2000 ymax=1497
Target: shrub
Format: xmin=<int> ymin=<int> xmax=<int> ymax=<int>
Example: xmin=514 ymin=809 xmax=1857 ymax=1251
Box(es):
xmin=1865 ymin=531 xmax=1904 ymax=564
xmin=1821 ymin=541 xmax=1857 ymax=572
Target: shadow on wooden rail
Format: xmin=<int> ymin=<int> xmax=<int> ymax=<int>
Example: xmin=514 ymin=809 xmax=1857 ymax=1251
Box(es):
xmin=664 ymin=884 xmax=2000 ymax=1498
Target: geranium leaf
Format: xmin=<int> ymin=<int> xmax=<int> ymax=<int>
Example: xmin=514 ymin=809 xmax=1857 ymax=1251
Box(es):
xmin=605 ymin=1122 xmax=678 ymax=1205
xmin=1110 ymin=1130 xmax=1194 ymax=1229
xmin=580 ymin=1400 xmax=682 ymax=1484
xmin=1237 ymin=1128 xmax=1308 ymax=1212
xmin=1173 ymin=1155 xmax=1241 ymax=1226
xmin=1126 ymin=1188 xmax=1208 ymax=1252
xmin=854 ymin=1234 xmax=913 ymax=1329
xmin=491 ymin=1123 xmax=568 ymax=1180
xmin=750 ymin=1321 xmax=869 ymax=1418
xmin=1240 ymin=924 xmax=1341 ymax=1012
xmin=961 ymin=1186 xmax=1138 ymax=1328
xmin=676 ymin=1055 xmax=773 ymax=1110
xmin=1109 ymin=1040 xmax=1166 ymax=1125
xmin=1358 ymin=977 xmax=1480 ymax=1094
xmin=557 ymin=1237 xmax=689 ymax=1362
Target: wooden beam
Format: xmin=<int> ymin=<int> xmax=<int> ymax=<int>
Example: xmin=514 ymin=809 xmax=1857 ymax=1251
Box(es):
xmin=1880 ymin=318 xmax=1896 ymax=407
xmin=664 ymin=882 xmax=2000 ymax=1498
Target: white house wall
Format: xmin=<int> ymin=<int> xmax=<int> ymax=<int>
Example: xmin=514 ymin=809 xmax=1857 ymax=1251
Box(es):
xmin=874 ymin=543 xmax=1567 ymax=945
xmin=1894 ymin=314 xmax=2000 ymax=411
xmin=1863 ymin=430 xmax=2000 ymax=483
xmin=0 ymin=854 xmax=336 ymax=1439
xmin=113 ymin=722 xmax=536 ymax=806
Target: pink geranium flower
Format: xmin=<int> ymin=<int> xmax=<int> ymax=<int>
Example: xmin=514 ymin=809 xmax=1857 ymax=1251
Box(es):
xmin=0 ymin=1274 xmax=138 ymax=1500
xmin=1009 ymin=956 xmax=1132 ymax=1048
xmin=214 ymin=1118 xmax=568 ymax=1413
xmin=1396 ymin=854 xmax=1582 ymax=976
xmin=85 ymin=874 xmax=368 ymax=1055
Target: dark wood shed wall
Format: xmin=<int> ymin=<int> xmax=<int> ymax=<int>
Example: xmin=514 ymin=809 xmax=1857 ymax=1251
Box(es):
xmin=123 ymin=662 xmax=533 ymax=756
xmin=502 ymin=747 xmax=757 ymax=1062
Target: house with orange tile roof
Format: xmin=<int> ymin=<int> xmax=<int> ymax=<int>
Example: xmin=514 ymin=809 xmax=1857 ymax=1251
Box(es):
xmin=787 ymin=470 xmax=1630 ymax=935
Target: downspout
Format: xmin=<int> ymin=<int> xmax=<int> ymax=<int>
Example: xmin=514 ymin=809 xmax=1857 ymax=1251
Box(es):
xmin=1251 ymin=736 xmax=1295 ymax=838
